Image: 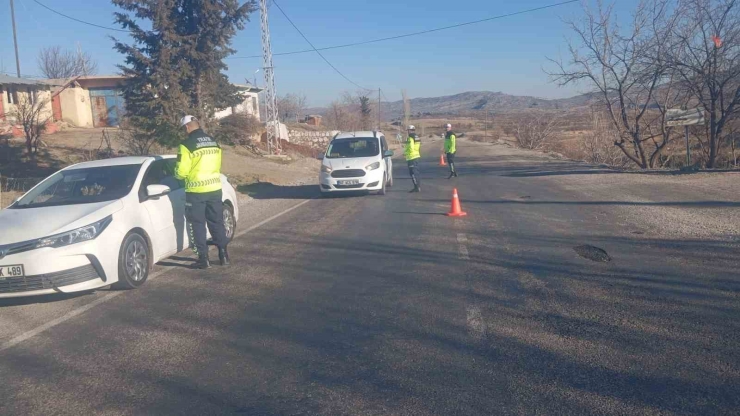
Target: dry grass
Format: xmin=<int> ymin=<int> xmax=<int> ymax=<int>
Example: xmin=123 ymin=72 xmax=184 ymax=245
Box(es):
xmin=0 ymin=126 xmax=321 ymax=210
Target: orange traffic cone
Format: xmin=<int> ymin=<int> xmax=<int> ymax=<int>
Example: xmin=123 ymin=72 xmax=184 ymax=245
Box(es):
xmin=446 ymin=188 xmax=467 ymax=217
xmin=439 ymin=153 xmax=447 ymax=166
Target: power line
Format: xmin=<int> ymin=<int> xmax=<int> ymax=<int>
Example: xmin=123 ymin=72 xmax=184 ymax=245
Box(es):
xmin=32 ymin=0 xmax=129 ymax=33
xmin=271 ymin=0 xmax=372 ymax=92
xmin=231 ymin=0 xmax=578 ymax=59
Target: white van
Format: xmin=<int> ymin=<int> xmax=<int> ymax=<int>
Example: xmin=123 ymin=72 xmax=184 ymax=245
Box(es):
xmin=319 ymin=131 xmax=394 ymax=195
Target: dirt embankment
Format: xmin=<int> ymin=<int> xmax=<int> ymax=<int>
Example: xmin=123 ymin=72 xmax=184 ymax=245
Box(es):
xmin=1 ymin=128 xmax=321 ymax=208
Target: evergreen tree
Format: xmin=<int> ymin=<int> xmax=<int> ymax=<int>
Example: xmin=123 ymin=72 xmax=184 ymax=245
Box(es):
xmin=112 ymin=0 xmax=255 ymax=146
xmin=360 ymin=96 xmax=372 ymax=130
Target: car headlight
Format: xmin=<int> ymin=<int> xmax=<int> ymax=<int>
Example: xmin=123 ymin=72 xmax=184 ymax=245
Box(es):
xmin=36 ymin=216 xmax=113 ymax=249
xmin=366 ymin=161 xmax=381 ymax=171
xmin=321 ymin=164 xmax=333 ymax=173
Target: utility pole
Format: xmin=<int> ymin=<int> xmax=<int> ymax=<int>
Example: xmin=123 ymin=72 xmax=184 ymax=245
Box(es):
xmin=260 ymin=0 xmax=280 ymax=154
xmin=10 ymin=0 xmax=22 ymax=77
xmin=378 ymin=88 xmax=381 ymax=130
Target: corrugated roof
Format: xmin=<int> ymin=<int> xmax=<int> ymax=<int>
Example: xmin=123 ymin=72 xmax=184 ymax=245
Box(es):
xmin=0 ymin=74 xmax=46 ymax=86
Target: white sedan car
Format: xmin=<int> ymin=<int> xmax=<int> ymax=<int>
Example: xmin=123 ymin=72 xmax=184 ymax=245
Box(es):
xmin=0 ymin=156 xmax=239 ymax=298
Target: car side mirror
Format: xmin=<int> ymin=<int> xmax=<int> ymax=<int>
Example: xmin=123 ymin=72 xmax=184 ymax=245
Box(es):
xmin=147 ymin=184 xmax=171 ymax=199
xmin=384 ymin=150 xmax=394 ymax=157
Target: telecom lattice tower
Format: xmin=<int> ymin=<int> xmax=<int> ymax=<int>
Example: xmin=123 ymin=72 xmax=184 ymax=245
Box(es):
xmin=260 ymin=0 xmax=281 ymax=154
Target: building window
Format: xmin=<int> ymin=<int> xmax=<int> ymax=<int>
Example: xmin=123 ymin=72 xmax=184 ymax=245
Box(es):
xmin=6 ymin=87 xmax=18 ymax=105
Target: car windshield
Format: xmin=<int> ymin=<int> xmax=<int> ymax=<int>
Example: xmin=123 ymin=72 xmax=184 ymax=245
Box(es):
xmin=11 ymin=164 xmax=142 ymax=209
xmin=326 ymin=138 xmax=380 ymax=158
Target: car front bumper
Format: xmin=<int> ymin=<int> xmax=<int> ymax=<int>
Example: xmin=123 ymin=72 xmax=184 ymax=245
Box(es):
xmin=0 ymin=228 xmax=124 ymax=298
xmin=319 ymin=169 xmax=385 ymax=192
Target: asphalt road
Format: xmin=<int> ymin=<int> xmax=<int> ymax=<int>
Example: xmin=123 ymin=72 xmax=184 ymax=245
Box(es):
xmin=1 ymin=141 xmax=739 ymax=415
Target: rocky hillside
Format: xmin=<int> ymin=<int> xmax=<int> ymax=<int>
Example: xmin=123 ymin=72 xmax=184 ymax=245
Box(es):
xmin=307 ymin=91 xmax=598 ymax=120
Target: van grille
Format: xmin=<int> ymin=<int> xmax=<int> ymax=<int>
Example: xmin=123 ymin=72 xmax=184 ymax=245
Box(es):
xmin=331 ymin=169 xmax=366 ymax=178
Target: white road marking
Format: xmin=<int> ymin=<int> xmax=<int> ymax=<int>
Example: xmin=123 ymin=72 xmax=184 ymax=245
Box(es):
xmin=466 ymin=306 xmax=486 ymax=339
xmin=457 ymin=233 xmax=470 ymax=260
xmin=0 ymin=199 xmax=314 ymax=353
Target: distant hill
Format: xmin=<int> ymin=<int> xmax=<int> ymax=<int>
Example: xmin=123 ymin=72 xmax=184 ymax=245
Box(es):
xmin=306 ymin=91 xmax=598 ymax=120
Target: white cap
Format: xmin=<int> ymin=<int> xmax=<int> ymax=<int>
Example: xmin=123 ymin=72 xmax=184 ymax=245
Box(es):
xmin=446 ymin=123 xmax=452 ymax=128
xmin=180 ymin=115 xmax=197 ymax=127
xmin=408 ymin=125 xmax=416 ymax=130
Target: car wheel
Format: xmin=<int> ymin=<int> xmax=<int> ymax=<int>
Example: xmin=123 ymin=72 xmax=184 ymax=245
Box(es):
xmin=387 ymin=170 xmax=394 ymax=187
xmin=378 ymin=174 xmax=387 ymax=195
xmin=115 ymin=232 xmax=149 ymax=290
xmin=223 ymin=203 xmax=236 ymax=243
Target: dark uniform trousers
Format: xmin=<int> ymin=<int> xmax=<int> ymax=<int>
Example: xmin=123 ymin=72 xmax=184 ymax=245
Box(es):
xmin=407 ymin=159 xmax=420 ymax=187
xmin=186 ymin=190 xmax=228 ymax=257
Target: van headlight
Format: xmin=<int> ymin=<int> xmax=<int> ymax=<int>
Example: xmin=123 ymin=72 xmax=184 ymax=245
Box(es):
xmin=321 ymin=165 xmax=333 ymax=173
xmin=366 ymin=162 xmax=381 ymax=171
xmin=36 ymin=216 xmax=113 ymax=249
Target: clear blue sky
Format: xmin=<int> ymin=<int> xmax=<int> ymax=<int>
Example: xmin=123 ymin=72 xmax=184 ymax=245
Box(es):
xmin=0 ymin=0 xmax=641 ymax=106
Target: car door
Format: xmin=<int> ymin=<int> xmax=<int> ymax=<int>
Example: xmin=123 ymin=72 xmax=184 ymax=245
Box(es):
xmin=139 ymin=160 xmax=184 ymax=259
xmin=380 ymin=136 xmax=392 ymax=181
xmin=162 ymin=159 xmax=188 ymax=251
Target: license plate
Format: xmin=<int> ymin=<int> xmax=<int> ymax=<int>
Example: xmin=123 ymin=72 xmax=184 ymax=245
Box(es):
xmin=0 ymin=265 xmax=25 ymax=279
xmin=338 ymin=180 xmax=360 ymax=185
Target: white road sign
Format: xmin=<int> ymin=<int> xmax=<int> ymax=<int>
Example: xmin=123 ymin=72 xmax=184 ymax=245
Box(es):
xmin=666 ymin=108 xmax=705 ymax=127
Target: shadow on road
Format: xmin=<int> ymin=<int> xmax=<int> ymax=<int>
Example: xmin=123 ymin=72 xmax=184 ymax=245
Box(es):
xmin=237 ymin=182 xmax=320 ymax=200
xmin=0 ymin=290 xmax=98 ymax=307
xmin=419 ymin=198 xmax=740 ymax=208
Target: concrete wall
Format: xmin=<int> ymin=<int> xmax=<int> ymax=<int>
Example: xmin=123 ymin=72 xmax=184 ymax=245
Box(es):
xmin=58 ymin=87 xmax=93 ymax=127
xmin=288 ymin=130 xmax=339 ymax=149
xmin=0 ymin=87 xmax=53 ymax=122
xmin=215 ymin=91 xmax=260 ymax=120
xmin=0 ymin=86 xmax=56 ymax=137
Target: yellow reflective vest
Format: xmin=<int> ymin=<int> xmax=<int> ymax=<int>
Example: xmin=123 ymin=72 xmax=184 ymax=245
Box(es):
xmin=404 ymin=134 xmax=421 ymax=161
xmin=444 ymin=131 xmax=457 ymax=154
xmin=175 ymin=129 xmax=223 ymax=193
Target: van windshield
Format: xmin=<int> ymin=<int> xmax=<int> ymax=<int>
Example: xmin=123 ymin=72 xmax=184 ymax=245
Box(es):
xmin=326 ymin=138 xmax=380 ymax=159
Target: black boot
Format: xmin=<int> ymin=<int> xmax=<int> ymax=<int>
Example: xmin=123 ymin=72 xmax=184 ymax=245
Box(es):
xmin=447 ymin=172 xmax=454 ymax=179
xmin=453 ymin=171 xmax=458 ymax=177
xmin=409 ymin=185 xmax=420 ymax=193
xmin=218 ymin=247 xmax=230 ymax=266
xmin=194 ymin=254 xmax=210 ymax=269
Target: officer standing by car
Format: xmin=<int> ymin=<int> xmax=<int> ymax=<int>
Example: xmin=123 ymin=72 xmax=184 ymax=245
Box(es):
xmin=444 ymin=123 xmax=458 ymax=178
xmin=405 ymin=125 xmax=422 ymax=193
xmin=175 ymin=115 xmax=230 ymax=269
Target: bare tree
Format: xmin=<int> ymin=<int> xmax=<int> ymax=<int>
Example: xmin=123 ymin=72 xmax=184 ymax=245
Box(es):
xmin=75 ymin=43 xmax=98 ymax=76
xmin=668 ymin=0 xmax=740 ymax=168
xmin=295 ymin=93 xmax=307 ymax=121
xmin=549 ymin=0 xmax=681 ymax=169
xmin=277 ymin=93 xmax=308 ymax=122
xmin=38 ymin=46 xmax=98 ymax=79
xmin=402 ymin=89 xmax=411 ymax=129
xmin=513 ymin=112 xmax=563 ymax=150
xmin=10 ymin=92 xmax=51 ymax=157
xmin=325 ymin=101 xmax=348 ymax=130
xmin=583 ymin=107 xmax=630 ymax=166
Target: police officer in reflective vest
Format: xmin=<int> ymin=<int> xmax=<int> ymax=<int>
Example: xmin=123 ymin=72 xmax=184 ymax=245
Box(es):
xmin=175 ymin=115 xmax=229 ymax=269
xmin=405 ymin=125 xmax=422 ymax=193
xmin=444 ymin=123 xmax=458 ymax=179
